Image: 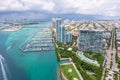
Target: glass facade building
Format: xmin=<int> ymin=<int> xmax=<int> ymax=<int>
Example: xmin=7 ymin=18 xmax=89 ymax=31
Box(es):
xmin=78 ymin=29 xmax=103 ymax=53
xmin=55 ymin=18 xmax=62 ymax=42
xmin=65 ymin=32 xmax=72 ymax=44
xmin=54 ymin=18 xmax=72 ymax=44
xmin=60 ymin=25 xmax=65 ymax=43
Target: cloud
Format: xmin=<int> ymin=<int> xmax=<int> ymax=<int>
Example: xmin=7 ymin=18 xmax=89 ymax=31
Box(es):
xmin=18 ymin=0 xmax=55 ymax=11
xmin=0 ymin=0 xmax=54 ymax=11
xmin=0 ymin=0 xmax=28 ymax=11
xmin=0 ymin=0 xmax=120 ymax=16
xmin=53 ymin=0 xmax=120 ymax=16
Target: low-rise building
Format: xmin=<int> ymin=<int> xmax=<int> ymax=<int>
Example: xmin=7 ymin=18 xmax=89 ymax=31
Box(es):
xmin=116 ymin=32 xmax=120 ymax=40
xmin=71 ymin=29 xmax=79 ymax=36
xmin=117 ymin=41 xmax=120 ymax=58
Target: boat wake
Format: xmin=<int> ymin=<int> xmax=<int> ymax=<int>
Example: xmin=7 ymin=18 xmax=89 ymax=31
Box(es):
xmin=7 ymin=45 xmax=11 ymax=51
xmin=0 ymin=55 xmax=8 ymax=80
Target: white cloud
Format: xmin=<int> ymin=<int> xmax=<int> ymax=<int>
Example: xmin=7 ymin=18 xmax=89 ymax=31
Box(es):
xmin=0 ymin=0 xmax=54 ymax=11
xmin=0 ymin=0 xmax=120 ymax=16
xmin=53 ymin=0 xmax=120 ymax=16
xmin=0 ymin=0 xmax=29 ymax=11
xmin=19 ymin=0 xmax=54 ymax=11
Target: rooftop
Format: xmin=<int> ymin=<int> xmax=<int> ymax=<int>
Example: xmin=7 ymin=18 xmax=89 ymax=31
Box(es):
xmin=80 ymin=28 xmax=104 ymax=32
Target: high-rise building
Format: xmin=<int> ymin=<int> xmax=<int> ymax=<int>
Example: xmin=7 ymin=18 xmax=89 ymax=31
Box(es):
xmin=54 ymin=18 xmax=72 ymax=44
xmin=78 ymin=29 xmax=103 ymax=53
xmin=60 ymin=25 xmax=65 ymax=43
xmin=52 ymin=18 xmax=56 ymax=28
xmin=55 ymin=18 xmax=62 ymax=42
xmin=65 ymin=32 xmax=72 ymax=43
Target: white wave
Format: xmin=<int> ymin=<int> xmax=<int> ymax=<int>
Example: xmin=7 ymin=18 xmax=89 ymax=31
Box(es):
xmin=7 ymin=45 xmax=11 ymax=51
xmin=0 ymin=54 xmax=8 ymax=80
xmin=0 ymin=55 xmax=4 ymax=60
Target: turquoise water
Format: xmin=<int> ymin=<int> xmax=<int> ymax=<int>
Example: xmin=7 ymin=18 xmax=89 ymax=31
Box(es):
xmin=77 ymin=53 xmax=94 ymax=63
xmin=0 ymin=22 xmax=59 ymax=80
xmin=0 ymin=23 xmax=9 ymax=27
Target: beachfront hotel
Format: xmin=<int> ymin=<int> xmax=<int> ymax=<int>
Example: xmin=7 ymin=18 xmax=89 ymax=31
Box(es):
xmin=78 ymin=29 xmax=103 ymax=53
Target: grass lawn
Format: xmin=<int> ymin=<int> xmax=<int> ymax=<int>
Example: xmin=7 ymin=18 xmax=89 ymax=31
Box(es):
xmin=89 ymin=75 xmax=97 ymax=80
xmin=84 ymin=52 xmax=104 ymax=65
xmin=60 ymin=64 xmax=80 ymax=80
xmin=114 ymin=73 xmax=118 ymax=80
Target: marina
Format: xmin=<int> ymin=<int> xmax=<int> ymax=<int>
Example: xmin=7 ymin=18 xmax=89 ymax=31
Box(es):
xmin=0 ymin=22 xmax=59 ymax=80
xmin=20 ymin=27 xmax=55 ymax=52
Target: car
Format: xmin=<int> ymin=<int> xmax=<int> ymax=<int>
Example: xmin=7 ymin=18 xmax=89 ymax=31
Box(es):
xmin=109 ymin=74 xmax=112 ymax=76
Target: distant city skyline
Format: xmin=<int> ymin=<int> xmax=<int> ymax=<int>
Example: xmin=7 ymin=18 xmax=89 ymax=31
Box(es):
xmin=0 ymin=0 xmax=120 ymax=21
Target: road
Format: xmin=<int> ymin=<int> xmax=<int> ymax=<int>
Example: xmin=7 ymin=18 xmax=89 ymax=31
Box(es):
xmin=104 ymin=29 xmax=119 ymax=80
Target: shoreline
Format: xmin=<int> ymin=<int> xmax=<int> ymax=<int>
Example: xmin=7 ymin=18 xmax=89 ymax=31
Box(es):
xmin=0 ymin=26 xmax=22 ymax=32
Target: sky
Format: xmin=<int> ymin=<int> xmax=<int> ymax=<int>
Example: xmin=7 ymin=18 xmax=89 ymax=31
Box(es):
xmin=0 ymin=0 xmax=120 ymax=20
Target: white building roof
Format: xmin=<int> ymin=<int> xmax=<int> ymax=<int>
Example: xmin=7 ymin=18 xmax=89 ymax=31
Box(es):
xmin=118 ymin=47 xmax=120 ymax=50
xmin=80 ymin=28 xmax=104 ymax=32
xmin=117 ymin=41 xmax=120 ymax=44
